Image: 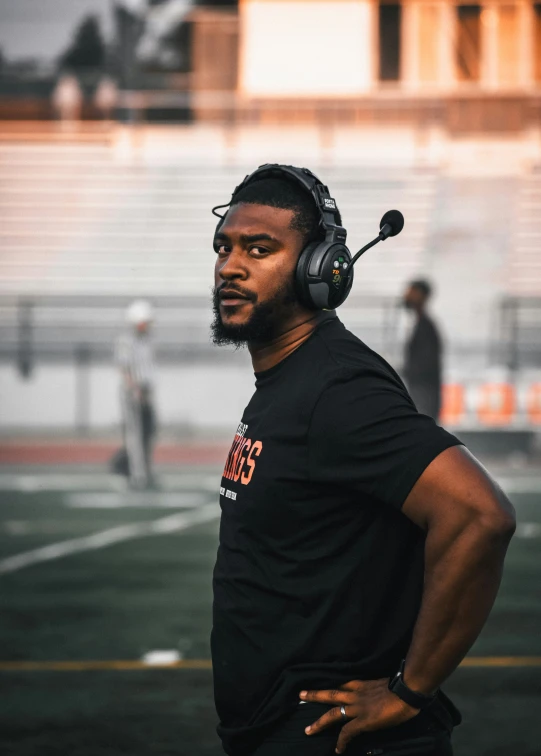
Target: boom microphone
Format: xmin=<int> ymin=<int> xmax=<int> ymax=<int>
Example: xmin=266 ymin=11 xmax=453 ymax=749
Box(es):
xmin=349 ymin=209 xmax=404 ymax=269
xmin=379 ymin=209 xmax=404 ymax=239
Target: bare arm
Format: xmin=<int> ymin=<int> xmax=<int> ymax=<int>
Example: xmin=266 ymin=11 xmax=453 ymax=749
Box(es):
xmin=301 ymin=445 xmax=516 ymax=752
xmin=399 ymin=445 xmax=516 ymax=694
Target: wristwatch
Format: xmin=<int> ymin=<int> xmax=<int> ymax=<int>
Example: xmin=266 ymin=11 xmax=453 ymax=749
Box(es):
xmin=388 ymin=659 xmax=438 ymax=710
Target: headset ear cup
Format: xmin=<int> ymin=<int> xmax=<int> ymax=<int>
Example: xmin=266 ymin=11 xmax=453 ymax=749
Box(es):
xmin=326 ymin=246 xmax=353 ymax=308
xmin=295 ymin=242 xmax=321 ymax=310
xmin=335 ymin=265 xmax=353 ymax=308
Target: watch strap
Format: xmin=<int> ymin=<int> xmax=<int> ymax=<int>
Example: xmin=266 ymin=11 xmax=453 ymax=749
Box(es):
xmin=388 ymin=659 xmax=437 ymax=710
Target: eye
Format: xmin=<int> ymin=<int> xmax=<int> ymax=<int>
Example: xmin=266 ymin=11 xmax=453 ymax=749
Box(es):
xmin=214 ymin=244 xmax=230 ymax=256
xmin=249 ymin=246 xmax=269 ymax=257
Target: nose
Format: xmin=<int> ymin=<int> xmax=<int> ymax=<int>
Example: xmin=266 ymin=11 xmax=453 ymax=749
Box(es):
xmin=215 ymin=246 xmax=248 ymax=283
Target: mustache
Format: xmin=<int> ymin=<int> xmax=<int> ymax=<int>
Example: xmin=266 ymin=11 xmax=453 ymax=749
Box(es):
xmin=215 ymin=283 xmax=257 ymax=302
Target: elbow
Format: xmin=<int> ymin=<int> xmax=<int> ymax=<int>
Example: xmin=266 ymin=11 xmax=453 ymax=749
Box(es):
xmin=478 ymin=497 xmax=516 ymax=543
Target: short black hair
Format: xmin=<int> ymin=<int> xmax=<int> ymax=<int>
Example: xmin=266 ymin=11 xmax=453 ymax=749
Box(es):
xmin=228 ymin=176 xmax=332 ymax=245
xmin=410 ymin=279 xmax=433 ymax=298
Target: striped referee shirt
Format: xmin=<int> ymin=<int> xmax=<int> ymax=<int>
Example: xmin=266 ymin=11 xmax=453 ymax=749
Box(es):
xmin=116 ymin=332 xmax=155 ymax=389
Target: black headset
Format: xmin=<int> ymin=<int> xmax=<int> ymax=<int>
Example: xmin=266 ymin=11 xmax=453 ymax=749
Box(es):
xmin=213 ymin=163 xmax=354 ymax=311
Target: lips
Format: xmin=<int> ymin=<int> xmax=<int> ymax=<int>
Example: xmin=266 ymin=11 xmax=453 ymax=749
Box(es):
xmin=219 ymin=289 xmax=253 ymax=304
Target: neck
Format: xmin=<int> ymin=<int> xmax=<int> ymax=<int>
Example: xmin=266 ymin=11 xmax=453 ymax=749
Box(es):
xmin=249 ymin=310 xmax=332 ymax=373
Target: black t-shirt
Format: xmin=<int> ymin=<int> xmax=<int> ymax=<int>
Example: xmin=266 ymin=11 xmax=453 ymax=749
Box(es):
xmin=212 ymin=315 xmax=461 ymax=756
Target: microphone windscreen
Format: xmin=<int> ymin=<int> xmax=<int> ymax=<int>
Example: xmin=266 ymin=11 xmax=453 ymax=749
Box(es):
xmin=380 ymin=210 xmax=404 ymax=237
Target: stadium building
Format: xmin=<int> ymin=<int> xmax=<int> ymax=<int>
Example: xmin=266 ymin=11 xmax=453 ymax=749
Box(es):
xmin=0 ymin=0 xmax=540 ymax=447
xmin=193 ymin=0 xmax=541 ymax=133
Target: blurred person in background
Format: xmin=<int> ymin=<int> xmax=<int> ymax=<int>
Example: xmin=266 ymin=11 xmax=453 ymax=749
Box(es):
xmin=209 ymin=166 xmax=515 ymax=756
xmin=51 ymin=73 xmax=83 ymax=130
xmin=402 ymin=280 xmax=442 ymax=421
xmin=94 ymin=76 xmax=118 ymax=122
xmin=115 ymin=300 xmax=157 ymax=490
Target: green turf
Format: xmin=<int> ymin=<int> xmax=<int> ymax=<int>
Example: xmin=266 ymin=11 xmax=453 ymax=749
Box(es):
xmin=1 ymin=493 xmax=218 ymax=660
xmin=446 ymin=668 xmax=541 ymax=756
xmin=2 ymin=668 xmax=540 ymax=756
xmin=1 ymin=481 xmax=541 ymax=754
xmin=2 ymin=670 xmax=222 ymax=756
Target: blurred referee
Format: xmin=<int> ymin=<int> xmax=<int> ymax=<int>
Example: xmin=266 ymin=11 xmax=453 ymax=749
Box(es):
xmin=116 ymin=300 xmax=157 ymax=490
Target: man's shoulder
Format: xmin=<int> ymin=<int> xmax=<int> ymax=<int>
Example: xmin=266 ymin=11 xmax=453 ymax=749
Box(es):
xmin=313 ymin=317 xmax=402 ymax=384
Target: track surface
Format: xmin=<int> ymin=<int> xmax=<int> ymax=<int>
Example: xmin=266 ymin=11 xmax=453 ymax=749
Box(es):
xmin=1 ymin=470 xmax=541 ymax=755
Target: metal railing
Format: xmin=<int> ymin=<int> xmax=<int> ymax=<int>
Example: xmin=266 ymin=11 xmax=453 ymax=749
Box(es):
xmin=0 ymin=294 xmax=402 ymax=434
xmin=4 ymin=294 xmax=541 ymax=373
xmin=0 ymin=293 xmax=403 ymax=369
xmin=2 ymin=294 xmax=541 ymax=435
xmin=495 ymin=296 xmax=541 ymax=372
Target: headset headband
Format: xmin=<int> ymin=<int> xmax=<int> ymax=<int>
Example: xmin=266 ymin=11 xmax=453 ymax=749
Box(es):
xmin=213 ymin=163 xmax=346 ymax=245
xmin=211 ymin=163 xmax=403 ymax=312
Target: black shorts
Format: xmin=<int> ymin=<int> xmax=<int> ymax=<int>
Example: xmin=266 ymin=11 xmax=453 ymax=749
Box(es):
xmin=250 ymin=702 xmax=453 ymax=756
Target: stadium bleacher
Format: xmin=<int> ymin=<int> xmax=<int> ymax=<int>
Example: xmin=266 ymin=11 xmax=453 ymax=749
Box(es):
xmin=0 ymin=138 xmax=438 ymax=371
xmin=510 ymin=165 xmax=541 ymax=296
xmin=1 ymin=136 xmax=540 ymax=436
xmin=0 ymin=141 xmax=435 ymax=296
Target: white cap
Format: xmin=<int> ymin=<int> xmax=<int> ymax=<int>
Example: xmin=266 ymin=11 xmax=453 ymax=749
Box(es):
xmin=126 ymin=299 xmax=154 ymax=325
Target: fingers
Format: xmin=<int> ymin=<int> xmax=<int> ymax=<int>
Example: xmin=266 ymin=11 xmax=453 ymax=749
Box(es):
xmin=339 ymin=677 xmax=388 ymax=691
xmin=304 ymin=706 xmax=344 ymax=736
xmin=336 ymin=720 xmax=363 ymax=754
xmin=299 ymin=689 xmax=355 ymax=705
xmin=339 ymin=679 xmax=364 ymax=692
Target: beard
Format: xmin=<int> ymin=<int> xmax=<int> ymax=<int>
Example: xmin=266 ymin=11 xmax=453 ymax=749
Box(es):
xmin=211 ymin=280 xmax=298 ymax=347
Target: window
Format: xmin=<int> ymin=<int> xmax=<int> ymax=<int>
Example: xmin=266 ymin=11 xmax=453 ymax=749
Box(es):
xmin=378 ymin=3 xmax=401 ymax=81
xmin=456 ymin=4 xmax=481 ymax=81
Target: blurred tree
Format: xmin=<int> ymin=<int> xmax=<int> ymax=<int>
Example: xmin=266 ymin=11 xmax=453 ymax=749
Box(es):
xmin=114 ymin=4 xmax=145 ymax=88
xmin=60 ymin=16 xmax=105 ymax=70
xmin=112 ymin=1 xmax=237 ymax=82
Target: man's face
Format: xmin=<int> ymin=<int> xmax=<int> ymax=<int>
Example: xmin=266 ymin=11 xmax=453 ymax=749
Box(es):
xmin=403 ymin=285 xmax=424 ymax=311
xmin=212 ymin=203 xmax=306 ymax=346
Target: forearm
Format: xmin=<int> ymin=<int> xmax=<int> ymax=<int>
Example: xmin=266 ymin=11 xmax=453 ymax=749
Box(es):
xmin=402 ymin=516 xmax=514 ymax=696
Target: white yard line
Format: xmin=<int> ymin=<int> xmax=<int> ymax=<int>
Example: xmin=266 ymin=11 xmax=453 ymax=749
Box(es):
xmin=515 ymin=522 xmax=541 ymax=539
xmin=1 ymin=472 xmax=541 ymax=495
xmin=496 ymin=477 xmax=541 ymax=495
xmin=0 ymin=473 xmax=220 ymax=493
xmin=0 ymin=503 xmax=220 ymax=576
xmin=66 ymin=492 xmax=211 ymax=509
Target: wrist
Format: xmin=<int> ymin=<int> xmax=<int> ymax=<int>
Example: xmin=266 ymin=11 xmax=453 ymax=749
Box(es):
xmin=391 ymin=692 xmax=420 ymax=716
xmin=388 ymin=660 xmax=438 ymax=710
xmin=402 ymin=668 xmax=438 ymax=698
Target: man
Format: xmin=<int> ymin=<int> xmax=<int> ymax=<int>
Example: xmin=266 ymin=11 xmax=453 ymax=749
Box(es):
xmin=402 ymin=280 xmax=442 ymax=421
xmin=116 ymin=299 xmax=156 ymax=490
xmin=210 ymin=166 xmax=515 ymax=756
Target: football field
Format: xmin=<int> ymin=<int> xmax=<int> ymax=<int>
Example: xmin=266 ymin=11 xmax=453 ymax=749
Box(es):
xmin=1 ymin=467 xmax=540 ymax=756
